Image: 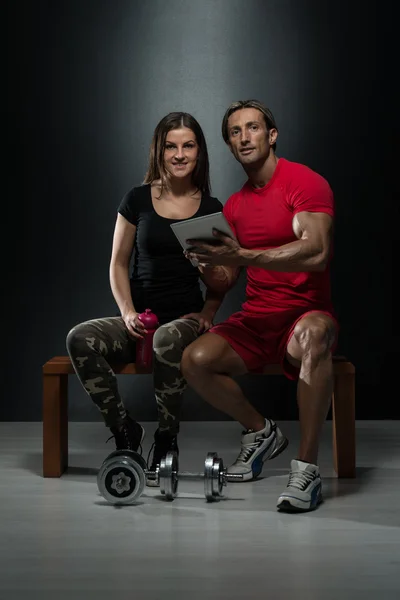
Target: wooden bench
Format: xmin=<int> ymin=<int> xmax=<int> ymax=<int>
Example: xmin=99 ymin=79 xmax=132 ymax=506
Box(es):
xmin=42 ymin=355 xmax=356 ymax=478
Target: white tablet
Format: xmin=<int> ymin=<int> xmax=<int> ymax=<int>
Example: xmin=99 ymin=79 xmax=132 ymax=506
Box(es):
xmin=170 ymin=212 xmax=237 ymax=266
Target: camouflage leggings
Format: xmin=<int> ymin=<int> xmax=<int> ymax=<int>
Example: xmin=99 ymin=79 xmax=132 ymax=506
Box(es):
xmin=66 ymin=317 xmax=200 ymax=434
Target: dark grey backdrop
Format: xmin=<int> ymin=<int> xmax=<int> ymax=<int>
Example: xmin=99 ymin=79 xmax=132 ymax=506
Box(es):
xmin=5 ymin=0 xmax=396 ymax=422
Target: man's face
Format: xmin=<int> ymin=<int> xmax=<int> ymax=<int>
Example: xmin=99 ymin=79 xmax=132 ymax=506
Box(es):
xmin=226 ymin=108 xmax=277 ymax=166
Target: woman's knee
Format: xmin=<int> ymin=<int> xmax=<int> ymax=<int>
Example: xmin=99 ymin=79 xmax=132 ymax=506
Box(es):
xmin=66 ymin=323 xmax=83 ymax=353
xmin=66 ymin=321 xmax=99 ymax=356
xmin=153 ymin=319 xmax=198 ymax=351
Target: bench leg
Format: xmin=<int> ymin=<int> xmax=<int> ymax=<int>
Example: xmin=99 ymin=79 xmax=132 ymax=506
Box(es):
xmin=43 ymin=374 xmax=68 ymax=477
xmin=332 ymin=372 xmax=356 ymax=477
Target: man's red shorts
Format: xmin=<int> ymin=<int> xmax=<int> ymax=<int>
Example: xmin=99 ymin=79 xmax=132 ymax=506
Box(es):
xmin=209 ymin=307 xmax=338 ymax=380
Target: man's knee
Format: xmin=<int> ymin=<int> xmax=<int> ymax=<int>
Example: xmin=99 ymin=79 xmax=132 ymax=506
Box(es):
xmin=181 ymin=341 xmax=210 ymax=377
xmin=293 ymin=318 xmax=333 ymax=360
xmin=181 ymin=333 xmax=245 ymax=379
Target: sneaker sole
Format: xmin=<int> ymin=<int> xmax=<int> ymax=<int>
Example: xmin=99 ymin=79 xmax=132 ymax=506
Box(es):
xmin=226 ymin=435 xmax=289 ymax=482
xmin=277 ymin=495 xmax=323 ymax=513
xmin=146 ymin=478 xmax=160 ymax=488
xmin=269 ymin=435 xmax=289 ymax=461
xmin=226 ymin=469 xmax=256 ymax=482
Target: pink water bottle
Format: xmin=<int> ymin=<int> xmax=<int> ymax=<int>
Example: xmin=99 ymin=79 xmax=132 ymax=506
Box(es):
xmin=136 ymin=309 xmax=159 ymax=370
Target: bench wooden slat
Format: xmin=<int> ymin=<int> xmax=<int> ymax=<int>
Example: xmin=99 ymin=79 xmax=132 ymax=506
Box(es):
xmin=43 ymin=357 xmax=139 ymax=375
xmin=43 ymin=355 xmax=355 ymax=375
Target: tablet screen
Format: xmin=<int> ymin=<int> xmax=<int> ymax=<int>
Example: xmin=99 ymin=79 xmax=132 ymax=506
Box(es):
xmin=170 ymin=212 xmax=236 ymax=267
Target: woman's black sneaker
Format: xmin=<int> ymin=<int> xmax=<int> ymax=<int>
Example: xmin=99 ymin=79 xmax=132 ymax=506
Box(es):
xmin=108 ymin=414 xmax=145 ymax=454
xmin=146 ymin=429 xmax=179 ymax=487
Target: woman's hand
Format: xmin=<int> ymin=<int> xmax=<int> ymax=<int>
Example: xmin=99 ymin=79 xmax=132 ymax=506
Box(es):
xmin=122 ymin=310 xmax=148 ymax=339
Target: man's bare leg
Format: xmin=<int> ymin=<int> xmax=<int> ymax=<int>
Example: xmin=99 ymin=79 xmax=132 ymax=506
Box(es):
xmin=277 ymin=311 xmax=337 ymax=512
xmin=181 ymin=333 xmax=265 ymax=431
xmin=286 ymin=312 xmax=337 ymax=465
xmin=182 ymin=333 xmax=289 ymax=481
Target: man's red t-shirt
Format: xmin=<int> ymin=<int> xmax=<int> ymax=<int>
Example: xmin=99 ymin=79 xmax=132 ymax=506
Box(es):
xmin=223 ymin=157 xmax=334 ymax=314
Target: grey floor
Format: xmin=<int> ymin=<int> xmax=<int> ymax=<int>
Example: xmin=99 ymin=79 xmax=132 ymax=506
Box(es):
xmin=0 ymin=420 xmax=399 ymax=600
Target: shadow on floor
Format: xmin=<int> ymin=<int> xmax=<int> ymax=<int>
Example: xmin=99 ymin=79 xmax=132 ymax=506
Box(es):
xmin=324 ymin=466 xmax=377 ymax=499
xmin=19 ymin=452 xmax=400 ymax=527
xmin=311 ymin=466 xmax=400 ymax=528
xmin=20 ymin=453 xmax=102 ymax=478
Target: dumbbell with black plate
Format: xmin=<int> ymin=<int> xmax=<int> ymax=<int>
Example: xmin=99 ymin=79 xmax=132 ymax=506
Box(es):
xmin=97 ymin=449 xmax=148 ymax=505
xmin=97 ymin=450 xmax=243 ymax=505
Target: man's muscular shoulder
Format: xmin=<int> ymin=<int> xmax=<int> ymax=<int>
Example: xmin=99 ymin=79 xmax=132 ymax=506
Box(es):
xmin=282 ymin=159 xmax=331 ymax=192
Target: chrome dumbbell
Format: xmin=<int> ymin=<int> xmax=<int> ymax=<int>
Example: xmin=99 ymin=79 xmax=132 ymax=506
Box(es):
xmin=97 ymin=450 xmax=243 ymax=505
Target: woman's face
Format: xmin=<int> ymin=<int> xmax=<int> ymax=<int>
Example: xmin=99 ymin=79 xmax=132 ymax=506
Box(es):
xmin=163 ymin=127 xmax=199 ymax=181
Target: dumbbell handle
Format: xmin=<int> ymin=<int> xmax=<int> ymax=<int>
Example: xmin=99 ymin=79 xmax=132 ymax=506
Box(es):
xmin=179 ymin=470 xmax=244 ymax=481
xmin=146 ymin=468 xmax=244 ymax=482
xmin=178 ymin=470 xmax=209 ymax=479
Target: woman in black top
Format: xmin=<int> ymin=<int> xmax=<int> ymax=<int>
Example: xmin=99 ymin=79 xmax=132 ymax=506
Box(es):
xmin=66 ymin=112 xmax=225 ymax=480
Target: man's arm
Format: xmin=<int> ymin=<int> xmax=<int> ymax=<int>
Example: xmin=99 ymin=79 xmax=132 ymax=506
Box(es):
xmin=187 ymin=212 xmax=333 ymax=273
xmin=199 ymin=265 xmax=241 ymax=294
xmin=199 ymin=266 xmax=240 ymax=316
xmin=179 ymin=266 xmax=240 ymax=331
xmin=240 ymin=212 xmax=333 ymax=272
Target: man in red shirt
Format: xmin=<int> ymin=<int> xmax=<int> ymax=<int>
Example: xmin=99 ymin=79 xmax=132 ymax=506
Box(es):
xmin=181 ymin=99 xmax=338 ymax=513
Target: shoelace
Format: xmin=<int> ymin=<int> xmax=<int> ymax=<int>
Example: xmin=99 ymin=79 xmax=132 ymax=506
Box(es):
xmin=287 ymin=469 xmax=316 ymax=491
xmin=105 ymin=428 xmax=143 ymax=455
xmin=237 ymin=439 xmax=261 ymax=462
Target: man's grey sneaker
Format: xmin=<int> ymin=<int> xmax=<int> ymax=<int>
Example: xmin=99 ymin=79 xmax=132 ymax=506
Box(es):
xmin=277 ymin=459 xmax=322 ymax=512
xmin=226 ymin=418 xmax=288 ymax=481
